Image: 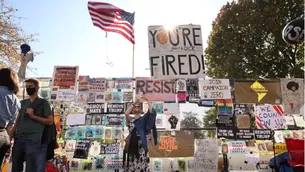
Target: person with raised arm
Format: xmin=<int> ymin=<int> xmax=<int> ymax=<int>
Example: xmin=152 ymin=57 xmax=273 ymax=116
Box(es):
xmin=123 ymin=95 xmax=158 ymax=172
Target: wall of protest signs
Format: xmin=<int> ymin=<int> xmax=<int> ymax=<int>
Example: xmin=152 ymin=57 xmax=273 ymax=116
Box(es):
xmin=148 ymin=24 xmax=205 ymax=79
xmin=23 ymin=65 xmax=305 ymax=171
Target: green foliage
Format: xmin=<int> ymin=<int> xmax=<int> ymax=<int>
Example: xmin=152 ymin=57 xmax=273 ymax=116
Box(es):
xmin=180 ymin=111 xmax=205 ymax=139
xmin=205 ymin=0 xmax=304 ymax=79
xmin=203 ymin=108 xmax=217 ymax=138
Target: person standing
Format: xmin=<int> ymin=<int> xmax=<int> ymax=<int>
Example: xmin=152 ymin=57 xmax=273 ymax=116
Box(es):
xmin=123 ymin=95 xmax=157 ymax=172
xmin=0 ymin=68 xmax=21 ymax=167
xmin=11 ymin=78 xmax=53 ymax=172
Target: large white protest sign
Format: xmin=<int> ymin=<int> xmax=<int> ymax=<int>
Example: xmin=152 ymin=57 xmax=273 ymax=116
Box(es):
xmin=148 ymin=25 xmax=205 ymax=79
xmin=193 ymin=139 xmax=218 ymax=172
xmin=255 ymin=105 xmax=286 ymax=129
xmin=199 ymin=79 xmax=231 ymax=99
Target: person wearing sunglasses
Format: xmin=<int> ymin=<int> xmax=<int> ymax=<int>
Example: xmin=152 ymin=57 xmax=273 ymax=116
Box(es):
xmin=123 ymin=95 xmax=157 ymax=172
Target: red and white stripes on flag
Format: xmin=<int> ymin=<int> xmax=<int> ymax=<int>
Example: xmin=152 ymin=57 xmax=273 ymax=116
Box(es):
xmin=88 ymin=1 xmax=135 ymax=44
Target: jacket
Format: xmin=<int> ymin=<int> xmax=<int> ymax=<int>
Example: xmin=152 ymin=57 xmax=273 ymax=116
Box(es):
xmin=134 ymin=109 xmax=158 ymax=151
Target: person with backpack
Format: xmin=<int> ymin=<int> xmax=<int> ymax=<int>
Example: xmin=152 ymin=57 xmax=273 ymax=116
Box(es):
xmin=123 ymin=95 xmax=158 ymax=172
xmin=10 ymin=78 xmax=53 ymax=172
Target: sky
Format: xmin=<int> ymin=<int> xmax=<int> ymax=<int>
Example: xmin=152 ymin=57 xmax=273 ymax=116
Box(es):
xmin=7 ymin=0 xmax=230 ymax=118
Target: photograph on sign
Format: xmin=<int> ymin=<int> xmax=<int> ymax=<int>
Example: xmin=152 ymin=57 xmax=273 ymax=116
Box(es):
xmin=199 ymin=79 xmax=231 ymax=99
xmin=148 ymin=25 xmax=205 ymax=79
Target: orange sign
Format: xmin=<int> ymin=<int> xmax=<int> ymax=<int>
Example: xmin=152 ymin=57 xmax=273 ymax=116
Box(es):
xmin=158 ymin=136 xmax=178 ymax=151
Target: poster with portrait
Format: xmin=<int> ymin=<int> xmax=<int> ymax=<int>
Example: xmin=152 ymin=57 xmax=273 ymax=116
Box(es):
xmin=280 ymin=78 xmax=304 ymax=114
xmin=65 ymin=140 xmax=76 ymax=152
xmin=95 ymin=157 xmax=106 ymax=170
xmin=152 ymin=102 xmax=163 ymax=114
xmin=152 ymin=159 xmax=162 ymax=172
xmin=122 ymin=91 xmax=133 ymax=102
xmin=104 ymin=127 xmax=112 ymax=140
xmin=176 ymin=79 xmax=187 ymax=92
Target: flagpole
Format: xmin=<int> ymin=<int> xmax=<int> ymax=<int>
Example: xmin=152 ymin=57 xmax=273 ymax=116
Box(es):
xmin=132 ymin=13 xmax=135 ymax=102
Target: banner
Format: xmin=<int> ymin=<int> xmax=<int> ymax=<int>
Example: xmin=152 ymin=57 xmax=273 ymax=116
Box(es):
xmin=253 ymin=129 xmax=272 ymax=140
xmin=52 ymin=66 xmax=78 ymax=88
xmin=234 ymin=80 xmax=282 ymax=104
xmin=255 ymin=105 xmax=286 ymax=129
xmin=106 ymin=103 xmax=125 ymax=114
xmin=135 ymin=77 xmax=176 ymax=101
xmin=148 ymin=24 xmax=205 ymax=79
xmin=86 ymin=103 xmax=105 ymax=114
xmin=280 ymin=78 xmax=304 ymax=114
xmin=235 ymin=129 xmax=254 ymax=140
xmin=199 ymin=79 xmax=231 ymax=99
xmin=100 ymin=143 xmax=120 ymax=154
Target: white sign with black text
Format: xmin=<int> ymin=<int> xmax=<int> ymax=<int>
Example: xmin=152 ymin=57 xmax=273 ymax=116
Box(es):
xmin=148 ymin=25 xmax=205 ymax=79
xmin=199 ymin=79 xmax=231 ymax=99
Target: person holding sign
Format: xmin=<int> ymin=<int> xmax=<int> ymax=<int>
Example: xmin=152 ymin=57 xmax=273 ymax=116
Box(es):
xmin=123 ymin=95 xmax=158 ymax=172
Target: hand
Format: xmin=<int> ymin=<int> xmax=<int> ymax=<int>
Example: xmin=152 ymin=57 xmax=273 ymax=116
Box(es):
xmin=26 ymin=108 xmax=35 ymax=119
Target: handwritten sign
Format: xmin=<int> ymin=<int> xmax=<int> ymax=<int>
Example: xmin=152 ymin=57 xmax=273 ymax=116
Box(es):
xmin=158 ymin=136 xmax=178 ymax=151
xmin=255 ymin=105 xmax=286 ymax=129
xmin=56 ymin=90 xmax=76 ymax=101
xmin=228 ymin=141 xmax=247 ymax=155
xmin=106 ymin=103 xmax=125 ymax=114
xmin=135 ymin=77 xmax=176 ymax=101
xmin=73 ymin=139 xmax=91 ymax=159
xmin=53 ymin=66 xmax=78 ymax=88
xmin=235 ymin=129 xmax=254 ymax=140
xmin=148 ymin=25 xmax=205 ymax=79
xmin=86 ymin=103 xmax=105 ymax=114
xmin=217 ymin=128 xmax=235 ymax=139
xmin=254 ymin=129 xmax=272 ymax=140
xmin=193 ymin=139 xmax=218 ymax=172
xmin=199 ymin=79 xmax=231 ymax=99
xmin=100 ymin=143 xmax=120 ymax=154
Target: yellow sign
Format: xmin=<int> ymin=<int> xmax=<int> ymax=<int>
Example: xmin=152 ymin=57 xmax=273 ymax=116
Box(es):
xmin=275 ymin=143 xmax=287 ymax=155
xmin=250 ymin=81 xmax=268 ymax=102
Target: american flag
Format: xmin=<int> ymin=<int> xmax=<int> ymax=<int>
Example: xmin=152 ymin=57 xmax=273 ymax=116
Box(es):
xmin=88 ymin=1 xmax=135 ymax=44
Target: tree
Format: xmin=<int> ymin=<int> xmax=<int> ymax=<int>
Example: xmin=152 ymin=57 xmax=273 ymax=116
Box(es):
xmin=0 ymin=0 xmax=38 ymax=70
xmin=205 ymin=0 xmax=304 ymax=79
xmin=180 ymin=111 xmax=205 ymax=139
xmin=203 ymin=108 xmax=217 ymax=138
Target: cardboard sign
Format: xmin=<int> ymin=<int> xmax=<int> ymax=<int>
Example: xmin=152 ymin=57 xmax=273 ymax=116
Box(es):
xmin=234 ymin=80 xmax=282 ymax=104
xmin=158 ymin=136 xmax=178 ymax=151
xmin=253 ymin=129 xmax=272 ymax=140
xmin=135 ymin=77 xmax=176 ymax=101
xmin=255 ymin=105 xmax=286 ymax=129
xmin=149 ymin=131 xmax=194 ymax=157
xmin=52 ymin=66 xmax=78 ymax=88
xmin=193 ymin=139 xmax=218 ymax=172
xmin=199 ymin=79 xmax=231 ymax=99
xmin=106 ymin=103 xmax=125 ymax=114
xmin=86 ymin=103 xmax=105 ymax=114
xmin=148 ymin=25 xmax=205 ymax=79
xmin=217 ymin=128 xmax=235 ymax=139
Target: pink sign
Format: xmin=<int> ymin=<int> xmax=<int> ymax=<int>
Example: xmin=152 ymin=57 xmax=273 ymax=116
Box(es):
xmin=135 ymin=77 xmax=176 ymax=102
